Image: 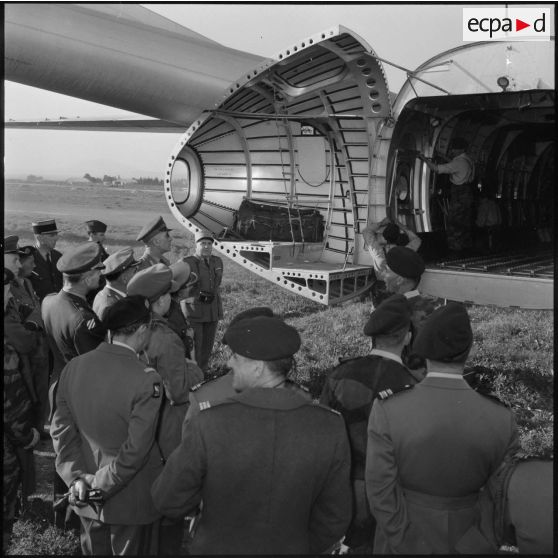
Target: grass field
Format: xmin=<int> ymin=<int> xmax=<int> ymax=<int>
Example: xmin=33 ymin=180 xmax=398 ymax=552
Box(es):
xmin=4 ymin=181 xmax=554 ymax=554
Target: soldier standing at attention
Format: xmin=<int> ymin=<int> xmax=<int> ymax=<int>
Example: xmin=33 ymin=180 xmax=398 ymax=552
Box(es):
xmin=51 ymin=296 xmax=164 ymax=555
xmin=419 ymin=138 xmax=475 ymax=257
xmin=41 ymin=243 xmax=107 ymax=529
xmin=136 ymin=215 xmax=173 ymax=269
xmin=127 ymin=263 xmax=203 ymax=555
xmin=181 ymin=230 xmax=223 ymax=373
xmin=3 ymin=269 xmax=41 ymax=553
xmin=29 ymin=219 xmax=63 ymax=301
xmin=92 ymin=247 xmax=140 ymax=320
xmin=152 ymin=316 xmax=352 ymax=554
xmin=85 ymin=220 xmax=109 ymax=260
xmin=320 ymin=294 xmax=418 ymax=554
xmin=366 ymin=303 xmax=519 ymax=554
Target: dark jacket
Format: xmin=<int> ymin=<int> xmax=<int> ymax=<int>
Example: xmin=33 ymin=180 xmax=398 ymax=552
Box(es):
xmin=152 ymin=388 xmax=352 ymax=554
xmin=181 ymin=255 xmax=223 ymax=322
xmin=51 ymin=342 xmax=164 ymax=525
xmin=29 ymin=248 xmax=63 ymax=301
xmin=366 ymin=374 xmax=520 ymax=554
xmin=41 ymin=290 xmax=106 ymax=380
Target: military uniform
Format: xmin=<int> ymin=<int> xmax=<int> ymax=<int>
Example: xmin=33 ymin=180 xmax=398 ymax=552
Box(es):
xmin=42 ymin=290 xmax=106 ymax=382
xmin=366 ymin=303 xmax=520 ymax=554
xmin=29 ymin=249 xmax=63 ymax=301
xmin=137 ymin=251 xmax=170 ymax=270
xmin=3 ymin=339 xmax=38 ymax=550
xmin=51 ymin=341 xmax=163 ymax=555
xmin=152 ymin=388 xmax=351 ymax=554
xmin=140 ymin=315 xmax=203 ymax=459
xmin=181 ymin=254 xmax=223 ymax=371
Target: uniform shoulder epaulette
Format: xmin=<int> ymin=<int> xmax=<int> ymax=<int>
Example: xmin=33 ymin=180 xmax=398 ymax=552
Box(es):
xmin=378 ymin=384 xmax=414 ymax=400
xmin=190 ymin=378 xmax=213 ymax=392
xmin=199 ymin=398 xmax=236 ymax=412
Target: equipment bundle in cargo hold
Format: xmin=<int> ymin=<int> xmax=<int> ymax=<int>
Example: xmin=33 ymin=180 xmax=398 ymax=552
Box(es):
xmin=234 ymin=199 xmax=325 ymax=243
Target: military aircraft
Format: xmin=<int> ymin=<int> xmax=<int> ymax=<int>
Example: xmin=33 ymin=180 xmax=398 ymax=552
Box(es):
xmin=5 ymin=4 xmax=554 ymax=309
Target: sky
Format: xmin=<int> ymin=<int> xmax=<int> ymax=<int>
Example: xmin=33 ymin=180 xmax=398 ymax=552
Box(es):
xmin=4 ymin=2 xmax=552 ymax=178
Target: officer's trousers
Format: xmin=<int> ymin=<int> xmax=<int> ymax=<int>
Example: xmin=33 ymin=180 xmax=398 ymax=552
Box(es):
xmin=191 ymin=321 xmax=218 ymax=373
xmin=79 ymin=516 xmax=159 ymax=555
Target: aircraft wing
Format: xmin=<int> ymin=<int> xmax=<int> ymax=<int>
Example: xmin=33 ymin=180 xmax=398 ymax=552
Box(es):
xmin=5 ymin=4 xmax=266 ymax=126
xmin=5 ymin=117 xmax=185 ymax=133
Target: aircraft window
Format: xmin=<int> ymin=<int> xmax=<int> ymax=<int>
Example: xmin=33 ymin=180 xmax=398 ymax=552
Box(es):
xmin=170 ymin=147 xmax=204 ymax=217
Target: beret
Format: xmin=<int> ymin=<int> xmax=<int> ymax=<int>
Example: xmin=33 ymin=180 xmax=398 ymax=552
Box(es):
xmin=19 ymin=246 xmax=37 ymax=259
xmin=169 ymin=260 xmax=192 ymax=293
xmin=32 ymin=219 xmax=60 ymax=234
xmin=4 ymin=235 xmax=25 ymax=255
xmin=222 ymin=307 xmax=275 ymax=345
xmin=386 ymin=246 xmax=425 ymax=279
xmin=195 ymin=229 xmax=214 ymax=243
xmin=102 ymin=247 xmax=140 ymax=276
xmin=136 ymin=216 xmax=172 ymax=243
xmin=102 ymin=295 xmax=151 ymax=331
xmin=412 ymin=302 xmax=473 ymax=363
xmin=86 ymin=220 xmax=107 ymax=233
xmin=57 ymin=243 xmax=105 ymax=274
xmin=4 ymin=268 xmax=15 ymax=285
xmin=364 ymin=294 xmax=411 ymax=337
xmin=225 ymin=316 xmax=301 ymax=360
xmin=127 ymin=263 xmax=172 ymax=302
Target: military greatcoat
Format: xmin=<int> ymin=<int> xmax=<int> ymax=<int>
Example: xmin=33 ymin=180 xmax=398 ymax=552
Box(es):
xmin=152 ymin=387 xmax=352 ymax=554
xmin=366 ymin=374 xmax=520 ymax=554
xmin=51 ymin=342 xmax=164 ymax=525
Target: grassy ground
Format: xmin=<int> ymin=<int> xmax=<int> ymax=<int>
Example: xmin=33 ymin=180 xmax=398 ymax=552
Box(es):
xmin=4 ymin=181 xmax=553 ymax=553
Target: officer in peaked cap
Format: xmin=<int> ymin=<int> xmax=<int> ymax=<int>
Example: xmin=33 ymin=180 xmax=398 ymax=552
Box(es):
xmin=182 ymin=228 xmax=224 ymax=373
xmin=152 ymin=315 xmax=351 ymax=555
xmin=50 ymin=294 xmax=163 ymax=555
xmin=136 ymin=216 xmax=173 ymax=269
xmin=320 ymin=294 xmax=417 ymax=553
xmin=41 ymin=242 xmax=108 ymax=530
xmin=30 ymin=219 xmax=63 ymax=301
xmin=92 ymin=247 xmax=141 ymax=321
xmin=366 ymin=301 xmax=519 ymax=554
xmin=85 ymin=220 xmax=109 ymax=258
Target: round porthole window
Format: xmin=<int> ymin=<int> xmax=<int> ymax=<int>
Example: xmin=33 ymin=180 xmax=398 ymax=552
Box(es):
xmin=169 ymin=146 xmax=204 ymax=218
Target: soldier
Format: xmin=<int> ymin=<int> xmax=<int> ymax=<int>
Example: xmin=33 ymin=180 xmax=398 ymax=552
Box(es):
xmin=85 ymin=220 xmax=109 ymax=260
xmin=11 ymin=244 xmax=50 ymax=436
xmin=181 ymin=230 xmax=224 ymax=373
xmin=185 ymin=306 xmax=311 ymax=423
xmin=320 ymin=294 xmax=417 ymax=553
xmin=136 ymin=215 xmax=173 ymax=269
xmin=419 ymin=138 xmax=475 ymax=256
xmin=92 ymin=247 xmax=140 ymax=320
xmin=152 ymin=316 xmax=352 ymax=554
xmin=3 ymin=268 xmax=41 ymax=552
xmin=29 ymin=219 xmax=63 ymax=301
xmin=50 ymin=296 xmax=164 ymax=555
xmin=366 ymin=303 xmax=520 ymax=554
xmin=85 ymin=220 xmax=110 ymax=306
xmin=126 ymin=262 xmax=203 ymax=555
xmin=41 ymin=242 xmax=107 ymax=529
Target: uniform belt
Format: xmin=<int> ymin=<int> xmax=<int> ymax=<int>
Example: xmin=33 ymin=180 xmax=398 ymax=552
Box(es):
xmin=403 ymin=487 xmax=478 ymax=510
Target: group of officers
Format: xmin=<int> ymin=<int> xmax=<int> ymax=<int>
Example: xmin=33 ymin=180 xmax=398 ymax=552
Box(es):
xmin=3 ymin=214 xmax=552 ymax=555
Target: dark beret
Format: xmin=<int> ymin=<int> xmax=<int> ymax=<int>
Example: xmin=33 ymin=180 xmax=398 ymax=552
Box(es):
xmin=102 ymin=247 xmax=139 ymax=276
xmin=127 ymin=263 xmax=172 ymax=302
xmin=57 ymin=243 xmax=105 ymax=274
xmin=86 ymin=220 xmax=107 ymax=233
xmin=136 ymin=216 xmax=172 ymax=243
xmin=364 ymin=294 xmax=411 ymax=337
xmin=225 ymin=316 xmax=301 ymax=360
xmin=222 ymin=307 xmax=275 ymax=345
xmin=386 ymin=246 xmax=425 ymax=280
xmin=19 ymin=246 xmax=37 ymax=260
xmin=102 ymin=295 xmax=151 ymax=331
xmin=4 ymin=235 xmax=25 ymax=255
xmin=412 ymin=302 xmax=473 ymax=363
xmin=4 ymin=268 xmax=15 ymax=285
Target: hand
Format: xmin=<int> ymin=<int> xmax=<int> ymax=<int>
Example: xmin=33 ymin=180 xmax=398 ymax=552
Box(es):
xmin=68 ymin=476 xmax=94 ymax=507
